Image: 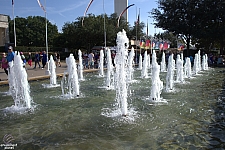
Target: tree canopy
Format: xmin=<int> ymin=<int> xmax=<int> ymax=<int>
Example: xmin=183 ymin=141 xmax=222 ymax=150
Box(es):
xmin=8 ymin=13 xmax=146 ymax=52
xmin=151 ymin=0 xmax=225 ymax=54
xmin=9 ymin=16 xmax=58 ymax=47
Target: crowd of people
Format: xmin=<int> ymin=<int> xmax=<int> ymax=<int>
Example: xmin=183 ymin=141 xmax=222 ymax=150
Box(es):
xmin=0 ymin=47 xmax=224 ymax=81
xmin=0 ymin=46 xmax=61 ymax=80
xmin=82 ymin=51 xmax=116 ymax=69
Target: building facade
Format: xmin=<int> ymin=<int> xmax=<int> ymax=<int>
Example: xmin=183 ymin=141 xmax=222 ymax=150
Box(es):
xmin=114 ymin=0 xmax=128 ymax=22
xmin=0 ymin=14 xmax=9 ymax=46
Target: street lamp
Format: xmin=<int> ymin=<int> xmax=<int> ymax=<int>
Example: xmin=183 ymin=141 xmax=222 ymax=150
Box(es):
xmin=45 ymin=0 xmax=50 ymax=75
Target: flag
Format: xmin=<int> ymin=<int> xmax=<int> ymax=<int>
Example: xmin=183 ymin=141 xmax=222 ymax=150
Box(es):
xmin=82 ymin=0 xmax=94 ymax=26
xmin=163 ymin=41 xmax=169 ymax=50
xmin=117 ymin=4 xmax=135 ymax=27
xmin=140 ymin=39 xmax=145 ymax=48
xmin=155 ymin=41 xmax=160 ymax=50
xmin=151 ymin=40 xmax=155 ymax=49
xmin=177 ymin=43 xmax=185 ymax=50
xmin=146 ymin=39 xmax=150 ymax=49
xmin=136 ymin=13 xmax=140 ymax=25
xmin=37 ymin=0 xmax=46 ymax=12
xmin=160 ymin=42 xmax=164 ymax=50
xmin=12 ymin=0 xmax=14 ymax=5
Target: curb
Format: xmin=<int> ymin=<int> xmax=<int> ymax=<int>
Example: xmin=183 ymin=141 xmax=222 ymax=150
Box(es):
xmin=0 ymin=69 xmax=100 ymax=86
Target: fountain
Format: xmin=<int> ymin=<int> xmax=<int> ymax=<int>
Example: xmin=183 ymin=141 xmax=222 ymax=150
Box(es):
xmin=147 ymin=54 xmax=151 ymax=70
xmin=141 ymin=51 xmax=148 ymax=78
xmin=78 ymin=49 xmax=84 ymax=80
xmin=1 ymin=50 xmax=225 ymax=149
xmin=99 ymin=50 xmax=104 ymax=77
xmin=184 ymin=57 xmax=192 ymax=78
xmin=138 ymin=54 xmax=142 ymax=70
xmin=176 ymin=54 xmax=184 ymax=83
xmin=160 ymin=51 xmax=167 ymax=72
xmin=202 ymin=54 xmax=209 ymax=71
xmin=106 ymin=48 xmax=114 ymax=88
xmin=198 ymin=50 xmax=202 ymax=71
xmin=114 ymin=29 xmax=129 ymax=116
xmin=5 ymin=52 xmax=33 ymax=112
xmin=61 ymin=54 xmax=79 ymax=98
xmin=166 ymin=53 xmax=174 ymax=91
xmin=150 ymin=64 xmax=164 ymax=101
xmin=49 ymin=55 xmax=57 ymax=85
xmin=127 ymin=47 xmax=135 ymax=82
xmin=193 ymin=53 xmax=199 ymax=75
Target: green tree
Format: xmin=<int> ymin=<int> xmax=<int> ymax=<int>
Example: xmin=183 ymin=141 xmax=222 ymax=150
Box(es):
xmin=9 ymin=16 xmax=58 ymax=47
xmin=61 ymin=13 xmax=134 ymax=51
xmin=151 ymin=0 xmax=202 ymax=55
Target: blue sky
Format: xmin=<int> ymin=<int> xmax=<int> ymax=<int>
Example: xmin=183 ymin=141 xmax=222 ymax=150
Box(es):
xmin=0 ymin=0 xmax=162 ymax=36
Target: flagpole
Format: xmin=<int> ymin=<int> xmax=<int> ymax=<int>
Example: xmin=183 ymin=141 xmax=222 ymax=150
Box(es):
xmin=139 ymin=8 xmax=141 ymax=57
xmin=45 ymin=0 xmax=49 ymax=75
xmin=12 ymin=1 xmax=16 ymax=47
xmin=103 ymin=0 xmax=106 ymax=65
xmin=135 ymin=7 xmax=138 ymax=64
xmin=146 ymin=19 xmax=148 ymax=51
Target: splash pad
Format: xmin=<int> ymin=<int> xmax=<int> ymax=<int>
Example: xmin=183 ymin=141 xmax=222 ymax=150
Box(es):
xmin=0 ymin=32 xmax=224 ymax=149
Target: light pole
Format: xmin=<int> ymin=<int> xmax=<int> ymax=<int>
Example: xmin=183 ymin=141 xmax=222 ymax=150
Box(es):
xmin=45 ymin=0 xmax=50 ymax=75
xmin=103 ymin=0 xmax=107 ymax=65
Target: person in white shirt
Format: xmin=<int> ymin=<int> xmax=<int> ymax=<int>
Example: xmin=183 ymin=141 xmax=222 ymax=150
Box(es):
xmin=88 ymin=52 xmax=94 ymax=69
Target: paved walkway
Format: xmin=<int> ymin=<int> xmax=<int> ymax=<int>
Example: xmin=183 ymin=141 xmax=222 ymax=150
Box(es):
xmin=0 ymin=62 xmax=99 ymax=86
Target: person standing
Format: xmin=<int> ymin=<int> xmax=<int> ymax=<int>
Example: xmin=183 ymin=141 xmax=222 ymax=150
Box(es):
xmin=88 ymin=52 xmax=94 ymax=69
xmin=1 ymin=53 xmax=8 ymax=75
xmin=56 ymin=52 xmax=61 ymax=67
xmin=27 ymin=52 xmax=32 ymax=67
xmin=6 ymin=46 xmax=15 ymax=63
xmin=42 ymin=51 xmax=47 ymax=69
xmin=20 ymin=52 xmax=26 ymax=67
xmin=33 ymin=51 xmax=41 ymax=69
xmin=6 ymin=46 xmax=15 ymax=73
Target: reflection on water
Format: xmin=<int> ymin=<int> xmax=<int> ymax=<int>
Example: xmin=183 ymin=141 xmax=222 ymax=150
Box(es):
xmin=0 ymin=68 xmax=224 ymax=149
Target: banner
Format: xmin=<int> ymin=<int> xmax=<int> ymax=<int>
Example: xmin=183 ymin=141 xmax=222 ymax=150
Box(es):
xmin=82 ymin=0 xmax=94 ymax=26
xmin=117 ymin=4 xmax=135 ymax=27
xmin=37 ymin=0 xmax=46 ymax=12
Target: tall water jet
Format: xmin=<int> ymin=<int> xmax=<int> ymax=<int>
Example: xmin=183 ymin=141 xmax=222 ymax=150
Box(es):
xmin=205 ymin=54 xmax=209 ymax=70
xmin=202 ymin=54 xmax=208 ymax=71
xmin=193 ymin=53 xmax=199 ymax=75
xmin=198 ymin=50 xmax=202 ymax=71
xmin=166 ymin=53 xmax=174 ymax=91
xmin=150 ymin=51 xmax=163 ymax=101
xmin=127 ymin=47 xmax=135 ymax=82
xmin=151 ymin=50 xmax=158 ymax=74
xmin=7 ymin=52 xmax=33 ymax=111
xmin=147 ymin=54 xmax=151 ymax=70
xmin=141 ymin=51 xmax=148 ymax=78
xmin=78 ymin=49 xmax=84 ymax=80
xmin=114 ymin=29 xmax=129 ymax=116
xmin=99 ymin=50 xmax=104 ymax=77
xmin=49 ymin=55 xmax=57 ymax=85
xmin=61 ymin=54 xmax=79 ymax=98
xmin=106 ymin=48 xmax=114 ymax=88
xmin=138 ymin=54 xmax=142 ymax=70
xmin=176 ymin=54 xmax=184 ymax=82
xmin=160 ymin=51 xmax=167 ymax=72
xmin=184 ymin=57 xmax=192 ymax=78
xmin=8 ymin=61 xmax=16 ymax=96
